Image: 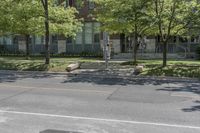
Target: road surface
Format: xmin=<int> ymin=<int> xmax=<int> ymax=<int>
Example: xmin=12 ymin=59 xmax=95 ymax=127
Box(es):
xmin=0 ymin=70 xmax=199 ymax=133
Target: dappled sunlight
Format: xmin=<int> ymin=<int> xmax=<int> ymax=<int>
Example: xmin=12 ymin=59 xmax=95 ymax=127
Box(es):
xmin=142 ymin=65 xmax=200 ymax=78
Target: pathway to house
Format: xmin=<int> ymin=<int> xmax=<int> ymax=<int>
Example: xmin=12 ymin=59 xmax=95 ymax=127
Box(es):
xmin=0 ymin=70 xmax=199 ymax=133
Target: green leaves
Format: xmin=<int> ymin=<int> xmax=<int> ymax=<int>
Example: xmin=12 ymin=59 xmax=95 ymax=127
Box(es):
xmin=0 ymin=0 xmax=15 ymax=35
xmin=94 ymin=0 xmax=198 ymax=37
xmin=0 ymin=0 xmax=82 ymax=37
xmin=150 ymin=0 xmax=198 ymax=39
xmin=94 ymin=0 xmax=153 ymax=35
xmin=49 ymin=6 xmax=82 ymax=37
xmin=10 ymin=0 xmax=44 ymax=35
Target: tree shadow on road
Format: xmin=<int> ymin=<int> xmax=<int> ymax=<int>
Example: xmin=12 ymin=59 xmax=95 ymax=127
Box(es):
xmin=62 ymin=70 xmax=200 ymax=86
xmin=182 ymin=101 xmax=200 ymax=112
xmin=0 ymin=71 xmax=63 ymax=83
xmin=157 ymin=82 xmax=200 ymax=112
xmin=62 ymin=74 xmax=169 ymax=86
xmin=157 ymin=82 xmax=200 ymax=95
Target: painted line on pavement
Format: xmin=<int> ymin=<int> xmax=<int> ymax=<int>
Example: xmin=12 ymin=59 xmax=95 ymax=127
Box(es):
xmin=0 ymin=110 xmax=200 ymax=130
xmin=0 ymin=84 xmax=110 ymax=94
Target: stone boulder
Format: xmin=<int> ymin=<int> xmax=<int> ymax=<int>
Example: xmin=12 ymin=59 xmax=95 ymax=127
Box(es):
xmin=134 ymin=65 xmax=144 ymax=74
xmin=66 ymin=62 xmax=80 ymax=72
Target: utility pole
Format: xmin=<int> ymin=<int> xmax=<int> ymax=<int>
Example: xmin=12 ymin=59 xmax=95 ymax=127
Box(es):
xmin=103 ymin=32 xmax=110 ymax=69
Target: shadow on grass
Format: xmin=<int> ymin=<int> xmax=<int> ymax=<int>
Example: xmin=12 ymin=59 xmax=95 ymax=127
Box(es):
xmin=120 ymin=61 xmax=143 ymax=66
xmin=0 ymin=60 xmax=65 ymax=83
xmin=0 ymin=60 xmax=49 ymax=71
xmin=143 ymin=65 xmax=200 ymax=78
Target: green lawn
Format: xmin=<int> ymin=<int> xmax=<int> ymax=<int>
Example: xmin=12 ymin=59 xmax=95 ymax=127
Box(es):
xmin=141 ymin=65 xmax=200 ymax=78
xmin=121 ymin=60 xmax=200 ymax=66
xmin=0 ymin=57 xmax=100 ymax=72
xmin=0 ymin=57 xmax=200 ymax=78
xmin=121 ymin=60 xmax=200 ymax=78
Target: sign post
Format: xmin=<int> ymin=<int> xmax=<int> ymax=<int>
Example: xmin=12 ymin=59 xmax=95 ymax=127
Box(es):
xmin=103 ymin=32 xmax=110 ymax=69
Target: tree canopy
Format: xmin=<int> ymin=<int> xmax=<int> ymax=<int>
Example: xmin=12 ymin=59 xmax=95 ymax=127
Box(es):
xmin=94 ymin=0 xmax=154 ymax=62
xmin=94 ymin=0 xmax=199 ymax=65
xmin=149 ymin=0 xmax=198 ymax=66
xmin=0 ymin=0 xmax=83 ymax=63
xmin=94 ymin=0 xmax=153 ymax=35
xmin=0 ymin=0 xmax=82 ymax=37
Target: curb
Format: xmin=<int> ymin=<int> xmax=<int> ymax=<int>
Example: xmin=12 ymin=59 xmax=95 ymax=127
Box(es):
xmin=0 ymin=69 xmax=199 ymax=82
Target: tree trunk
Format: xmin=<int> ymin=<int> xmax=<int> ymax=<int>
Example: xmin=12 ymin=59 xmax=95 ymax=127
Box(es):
xmin=25 ymin=34 xmax=30 ymax=60
xmin=44 ymin=0 xmax=50 ymax=65
xmin=163 ymin=41 xmax=167 ymax=67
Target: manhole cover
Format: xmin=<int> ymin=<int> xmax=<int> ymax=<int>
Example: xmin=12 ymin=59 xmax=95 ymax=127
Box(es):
xmin=40 ymin=129 xmax=83 ymax=133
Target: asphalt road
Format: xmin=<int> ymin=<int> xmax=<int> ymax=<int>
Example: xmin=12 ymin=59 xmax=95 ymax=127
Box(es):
xmin=0 ymin=70 xmax=199 ymax=133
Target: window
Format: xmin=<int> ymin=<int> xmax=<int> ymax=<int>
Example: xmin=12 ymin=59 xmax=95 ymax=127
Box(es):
xmin=4 ymin=36 xmax=12 ymax=45
xmin=94 ymin=34 xmax=100 ymax=43
xmin=0 ymin=37 xmax=3 ymax=44
xmin=85 ymin=23 xmax=93 ymax=44
xmin=52 ymin=35 xmax=58 ymax=45
xmin=94 ymin=23 xmax=100 ymax=43
xmin=35 ymin=36 xmax=43 ymax=45
xmin=67 ymin=37 xmax=73 ymax=44
xmin=76 ymin=31 xmax=83 ymax=44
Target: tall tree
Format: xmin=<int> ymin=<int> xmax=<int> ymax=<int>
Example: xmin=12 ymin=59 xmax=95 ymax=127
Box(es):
xmin=150 ymin=0 xmax=197 ymax=66
xmin=11 ymin=0 xmax=43 ymax=59
xmin=40 ymin=0 xmax=82 ymax=64
xmin=1 ymin=0 xmax=82 ymax=64
xmin=94 ymin=0 xmax=153 ymax=63
xmin=41 ymin=0 xmax=50 ymax=64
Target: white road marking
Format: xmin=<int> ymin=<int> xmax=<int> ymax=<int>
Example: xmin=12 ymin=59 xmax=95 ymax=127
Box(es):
xmin=0 ymin=110 xmax=200 ymax=130
xmin=0 ymin=84 xmax=110 ymax=94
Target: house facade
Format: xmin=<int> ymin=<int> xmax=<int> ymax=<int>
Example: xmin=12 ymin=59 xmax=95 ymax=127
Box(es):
xmin=0 ymin=0 xmax=199 ymax=58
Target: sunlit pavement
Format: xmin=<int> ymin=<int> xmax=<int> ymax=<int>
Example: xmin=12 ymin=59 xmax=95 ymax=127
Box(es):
xmin=0 ymin=71 xmax=199 ymax=133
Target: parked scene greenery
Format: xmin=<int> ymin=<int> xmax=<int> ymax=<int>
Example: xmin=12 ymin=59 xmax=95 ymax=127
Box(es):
xmin=0 ymin=0 xmax=200 ymax=78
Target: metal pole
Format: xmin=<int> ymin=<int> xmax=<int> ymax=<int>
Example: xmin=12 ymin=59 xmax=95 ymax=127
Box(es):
xmin=103 ymin=32 xmax=109 ymax=69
